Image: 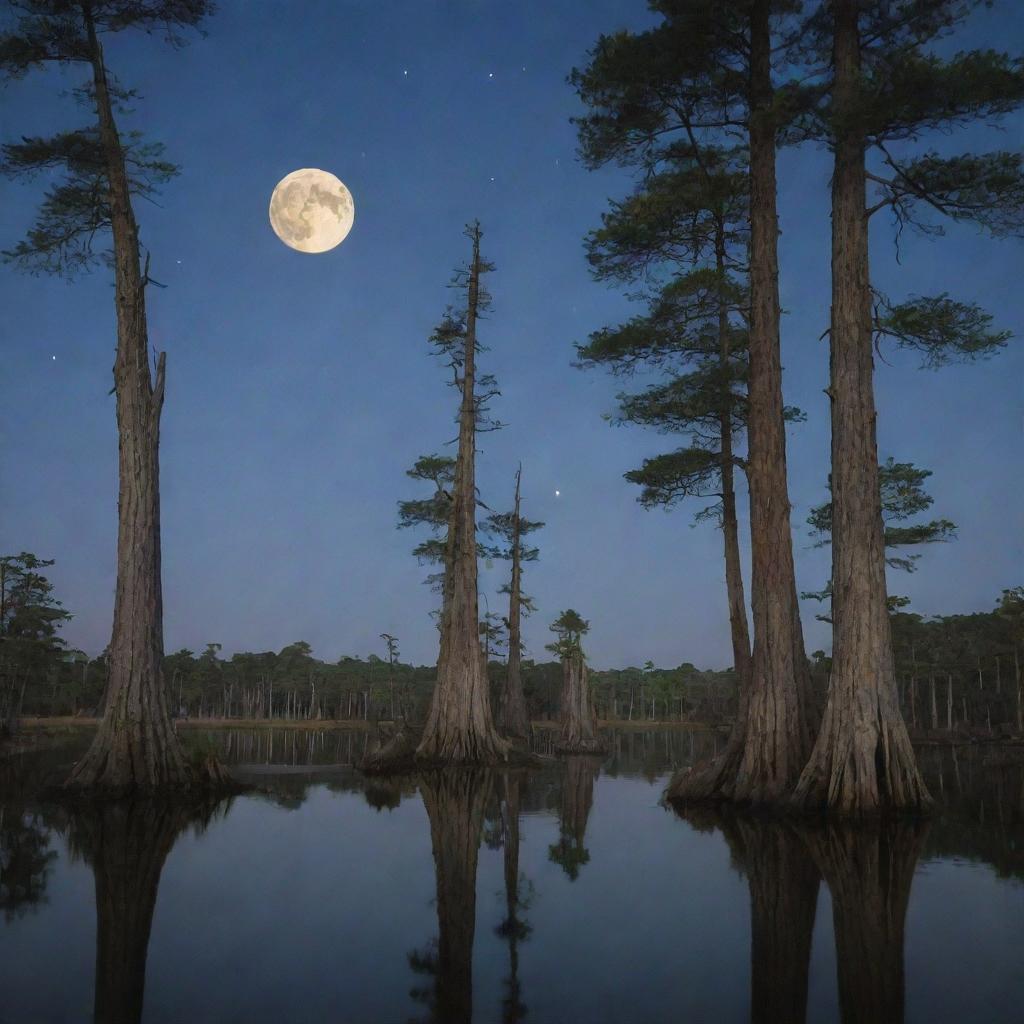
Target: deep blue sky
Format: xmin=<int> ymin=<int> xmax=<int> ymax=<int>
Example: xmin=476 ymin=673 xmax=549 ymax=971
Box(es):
xmin=1 ymin=1 xmax=1021 ymax=669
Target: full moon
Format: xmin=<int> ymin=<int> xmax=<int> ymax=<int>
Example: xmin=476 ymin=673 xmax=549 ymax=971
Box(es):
xmin=268 ymin=168 xmax=354 ymax=253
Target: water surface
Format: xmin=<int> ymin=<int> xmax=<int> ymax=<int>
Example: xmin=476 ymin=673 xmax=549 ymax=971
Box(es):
xmin=1 ymin=728 xmax=1021 ymax=1023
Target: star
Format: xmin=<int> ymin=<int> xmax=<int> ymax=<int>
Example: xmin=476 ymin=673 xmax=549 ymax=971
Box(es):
xmin=51 ymin=355 xmax=56 ymax=361
xmin=403 ymin=69 xmax=408 ymax=76
xmin=555 ymin=490 xmax=560 ymax=497
xmin=488 ymin=72 xmax=494 ymax=79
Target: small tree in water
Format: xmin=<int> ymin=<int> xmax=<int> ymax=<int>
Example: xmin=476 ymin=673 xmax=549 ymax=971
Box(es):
xmin=485 ymin=466 xmax=544 ymax=741
xmin=416 ymin=223 xmax=508 ymax=765
xmin=1 ymin=1 xmax=216 ymax=793
xmin=547 ymin=610 xmax=604 ymax=755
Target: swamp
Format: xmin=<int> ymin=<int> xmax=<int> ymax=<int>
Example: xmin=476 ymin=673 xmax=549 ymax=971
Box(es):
xmin=1 ymin=726 xmax=1022 ymax=1023
xmin=2 ymin=1 xmax=1023 ymax=1021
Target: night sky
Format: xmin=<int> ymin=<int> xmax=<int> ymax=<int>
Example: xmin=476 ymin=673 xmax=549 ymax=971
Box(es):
xmin=1 ymin=1 xmax=1021 ymax=670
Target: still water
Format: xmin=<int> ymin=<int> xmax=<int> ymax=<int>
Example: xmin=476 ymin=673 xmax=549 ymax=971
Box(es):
xmin=1 ymin=727 xmax=1021 ymax=1023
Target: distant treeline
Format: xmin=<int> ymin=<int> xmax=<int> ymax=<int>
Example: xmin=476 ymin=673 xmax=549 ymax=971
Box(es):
xmin=2 ymin=550 xmax=1018 ymax=734
xmin=10 ymin=638 xmax=739 ymax=726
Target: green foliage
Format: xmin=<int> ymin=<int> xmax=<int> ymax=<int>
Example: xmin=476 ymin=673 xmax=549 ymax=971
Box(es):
xmin=804 ymin=459 xmax=957 ymax=615
xmin=546 ymin=609 xmax=590 ymax=660
xmin=482 ymin=510 xmax=544 ymax=563
xmin=625 ymin=448 xmax=722 ymax=513
xmin=479 ymin=612 xmax=507 ymax=662
xmin=569 ymin=6 xmax=815 ymax=534
xmin=891 ymin=589 xmax=1024 ymax=734
xmin=801 ymin=1 xmax=1023 ymax=359
xmin=1 ymin=127 xmax=177 ymax=276
xmin=0 ymin=1 xmax=213 ymax=277
xmin=876 ymin=293 xmax=1012 ymax=367
xmin=0 ymin=553 xmax=73 ymax=721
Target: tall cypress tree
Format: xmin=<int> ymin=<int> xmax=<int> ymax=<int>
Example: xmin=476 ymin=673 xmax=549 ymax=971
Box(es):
xmin=572 ymin=0 xmax=816 ymax=805
xmin=417 ymin=223 xmax=508 ymax=764
xmin=793 ymin=0 xmax=1024 ymax=815
xmin=1 ymin=1 xmax=215 ymax=793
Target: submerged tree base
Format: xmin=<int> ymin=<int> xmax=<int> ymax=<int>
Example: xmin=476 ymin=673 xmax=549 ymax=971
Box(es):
xmin=356 ymin=720 xmax=540 ymax=774
xmin=61 ymin=721 xmax=244 ymax=800
xmin=360 ymin=721 xmax=422 ymax=775
xmin=789 ymin=684 xmax=933 ymax=818
xmin=360 ymin=721 xmax=542 ymax=776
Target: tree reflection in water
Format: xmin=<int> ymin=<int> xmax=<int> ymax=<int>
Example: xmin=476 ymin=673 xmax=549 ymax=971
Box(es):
xmin=677 ymin=808 xmax=926 ymax=1024
xmin=496 ymin=769 xmax=531 ymax=1024
xmin=548 ymin=755 xmax=601 ymax=880
xmin=801 ymin=819 xmax=928 ymax=1024
xmin=409 ymin=768 xmax=493 ymax=1024
xmin=0 ymin=806 xmax=57 ymax=920
xmin=67 ymin=796 xmax=233 ymax=1024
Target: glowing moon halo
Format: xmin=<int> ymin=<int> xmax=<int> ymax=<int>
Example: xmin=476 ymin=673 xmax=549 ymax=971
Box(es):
xmin=268 ymin=168 xmax=354 ymax=253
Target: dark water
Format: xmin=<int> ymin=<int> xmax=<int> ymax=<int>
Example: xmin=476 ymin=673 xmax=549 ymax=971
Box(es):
xmin=1 ymin=728 xmax=1021 ymax=1024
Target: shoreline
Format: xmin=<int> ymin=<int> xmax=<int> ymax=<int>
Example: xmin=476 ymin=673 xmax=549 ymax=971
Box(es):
xmin=15 ymin=715 xmax=726 ymax=732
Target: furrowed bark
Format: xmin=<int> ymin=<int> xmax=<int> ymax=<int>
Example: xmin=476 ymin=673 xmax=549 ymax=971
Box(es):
xmin=417 ymin=225 xmax=508 ymax=765
xmin=556 ymin=656 xmax=604 ymax=755
xmin=717 ymin=217 xmax=753 ymax=698
xmin=791 ymin=0 xmax=930 ymax=816
xmin=65 ymin=8 xmax=192 ymax=794
xmin=669 ymin=0 xmax=812 ymax=808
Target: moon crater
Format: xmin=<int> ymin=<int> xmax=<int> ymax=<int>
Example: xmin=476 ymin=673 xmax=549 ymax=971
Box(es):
xmin=269 ymin=168 xmax=354 ymax=253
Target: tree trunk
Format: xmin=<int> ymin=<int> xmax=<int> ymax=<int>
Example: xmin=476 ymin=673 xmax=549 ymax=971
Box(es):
xmin=556 ymin=656 xmax=604 ymax=755
xmin=930 ymin=676 xmax=938 ymax=732
xmin=791 ymin=0 xmax=930 ymax=815
xmin=417 ymin=225 xmax=508 ymax=765
xmin=65 ymin=12 xmax=191 ymax=794
xmin=669 ymin=1 xmax=811 ymax=807
xmin=499 ymin=467 xmax=530 ymax=740
xmin=716 ymin=218 xmax=753 ymax=697
xmin=1016 ymin=647 xmax=1022 ymax=734
xmin=946 ymin=674 xmax=953 ymax=733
